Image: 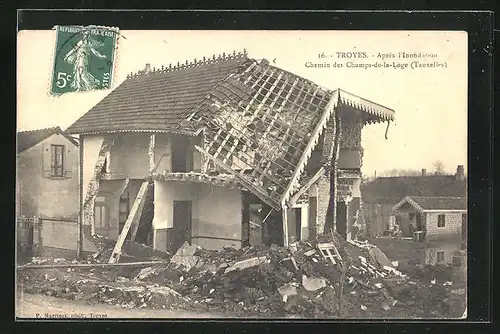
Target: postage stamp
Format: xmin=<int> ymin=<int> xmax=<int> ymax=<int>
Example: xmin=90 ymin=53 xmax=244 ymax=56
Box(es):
xmin=50 ymin=25 xmax=118 ymax=95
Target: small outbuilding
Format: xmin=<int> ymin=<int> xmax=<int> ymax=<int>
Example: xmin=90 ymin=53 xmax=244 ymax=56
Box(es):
xmin=392 ymin=196 xmax=467 ymax=242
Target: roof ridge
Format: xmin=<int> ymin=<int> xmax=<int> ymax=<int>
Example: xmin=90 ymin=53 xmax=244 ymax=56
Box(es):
xmin=126 ymin=49 xmax=248 ymax=79
xmin=17 ymin=126 xmax=61 ymax=135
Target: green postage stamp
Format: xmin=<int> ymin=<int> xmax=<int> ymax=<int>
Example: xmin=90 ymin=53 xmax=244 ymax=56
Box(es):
xmin=51 ymin=25 xmax=119 ymax=95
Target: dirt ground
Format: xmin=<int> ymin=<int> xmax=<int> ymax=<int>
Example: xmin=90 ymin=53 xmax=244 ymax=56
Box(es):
xmin=16 ymin=293 xmax=230 ymax=319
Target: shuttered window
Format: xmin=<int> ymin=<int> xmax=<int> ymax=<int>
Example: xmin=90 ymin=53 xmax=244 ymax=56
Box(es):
xmin=51 ymin=145 xmax=65 ymax=177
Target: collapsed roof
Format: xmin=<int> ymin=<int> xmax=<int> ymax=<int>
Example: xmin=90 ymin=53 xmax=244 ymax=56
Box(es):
xmin=188 ymin=58 xmax=395 ymax=209
xmin=67 ymin=51 xmax=395 ymax=210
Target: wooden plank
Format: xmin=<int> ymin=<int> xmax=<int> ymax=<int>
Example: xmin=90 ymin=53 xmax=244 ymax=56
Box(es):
xmin=129 ymin=183 xmax=149 ymax=243
xmin=280 ymin=90 xmax=339 ymax=206
xmin=288 ymin=167 xmax=326 ymax=207
xmin=17 ymin=261 xmax=168 ymax=270
xmin=109 ymin=181 xmax=150 ymax=263
xmin=207 ymin=67 xmax=271 ymax=166
xmin=221 ymin=68 xmax=272 ymax=164
xmin=282 ymin=205 xmax=289 ymax=247
xmin=118 ymin=178 xmax=130 ymax=199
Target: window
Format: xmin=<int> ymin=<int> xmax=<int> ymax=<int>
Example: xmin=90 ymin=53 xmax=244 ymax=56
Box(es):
xmin=50 ymin=145 xmax=65 ymax=177
xmin=437 ymin=214 xmax=446 ymax=227
xmin=409 ymin=213 xmax=415 ymax=220
xmin=94 ymin=204 xmax=108 ymax=229
xmin=437 ymin=251 xmax=445 ymax=263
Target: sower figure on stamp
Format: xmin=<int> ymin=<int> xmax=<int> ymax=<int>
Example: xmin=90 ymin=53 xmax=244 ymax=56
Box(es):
xmin=63 ymin=30 xmax=107 ymax=91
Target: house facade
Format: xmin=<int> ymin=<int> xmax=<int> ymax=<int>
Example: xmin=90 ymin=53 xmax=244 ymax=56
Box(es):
xmin=392 ymin=196 xmax=467 ymax=242
xmin=362 ymin=166 xmax=467 ymax=238
xmin=67 ymin=51 xmax=394 ymax=254
xmin=16 ymin=127 xmax=79 ymax=220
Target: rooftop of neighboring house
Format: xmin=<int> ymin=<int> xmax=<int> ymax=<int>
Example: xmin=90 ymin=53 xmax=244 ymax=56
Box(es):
xmin=361 ymin=166 xmax=467 ymax=205
xmin=393 ymin=196 xmax=467 ymax=212
xmin=17 ymin=126 xmax=78 ymax=154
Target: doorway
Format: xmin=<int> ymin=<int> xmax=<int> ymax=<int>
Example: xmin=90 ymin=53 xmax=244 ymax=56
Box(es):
xmin=416 ymin=213 xmax=423 ymax=230
xmin=172 ymin=201 xmax=192 ymax=252
xmin=336 ymin=201 xmax=347 ymax=239
xmin=294 ymin=207 xmax=302 ymax=241
xmin=171 ymin=136 xmax=193 ymax=172
xmin=94 ymin=202 xmax=109 ymax=237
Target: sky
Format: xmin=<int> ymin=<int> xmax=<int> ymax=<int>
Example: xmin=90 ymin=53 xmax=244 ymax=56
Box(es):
xmin=17 ymin=30 xmax=467 ymax=176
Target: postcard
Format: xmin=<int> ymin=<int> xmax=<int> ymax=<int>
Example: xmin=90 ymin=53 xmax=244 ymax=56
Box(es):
xmin=16 ymin=28 xmax=467 ymax=319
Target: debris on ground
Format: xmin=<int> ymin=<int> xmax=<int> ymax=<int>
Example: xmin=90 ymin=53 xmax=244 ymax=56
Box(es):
xmin=18 ymin=232 xmax=462 ymax=318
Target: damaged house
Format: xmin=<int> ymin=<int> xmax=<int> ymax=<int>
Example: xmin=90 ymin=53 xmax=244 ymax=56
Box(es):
xmin=66 ymin=51 xmax=394 ymax=257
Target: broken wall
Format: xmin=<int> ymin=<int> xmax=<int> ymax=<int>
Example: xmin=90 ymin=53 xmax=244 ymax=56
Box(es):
xmin=82 ymin=135 xmax=105 ymax=201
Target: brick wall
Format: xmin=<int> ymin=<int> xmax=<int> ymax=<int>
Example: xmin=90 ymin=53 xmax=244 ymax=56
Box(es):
xmin=339 ymin=112 xmax=362 ymax=149
xmin=316 ymin=175 xmax=330 ymax=235
xmin=426 ymin=212 xmax=464 ymax=239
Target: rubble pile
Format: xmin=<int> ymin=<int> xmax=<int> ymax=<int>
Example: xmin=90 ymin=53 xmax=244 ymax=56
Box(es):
xmin=19 ymin=265 xmax=192 ymax=311
xmin=19 ymin=234 xmax=460 ymax=318
xmin=138 ymin=236 xmax=455 ymax=318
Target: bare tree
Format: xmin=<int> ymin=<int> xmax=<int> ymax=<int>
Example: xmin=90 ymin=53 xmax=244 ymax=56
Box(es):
xmin=432 ymin=160 xmax=445 ymax=175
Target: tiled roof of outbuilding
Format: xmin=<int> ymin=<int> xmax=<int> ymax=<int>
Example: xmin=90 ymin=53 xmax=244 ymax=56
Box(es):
xmin=393 ymin=196 xmax=467 ymax=212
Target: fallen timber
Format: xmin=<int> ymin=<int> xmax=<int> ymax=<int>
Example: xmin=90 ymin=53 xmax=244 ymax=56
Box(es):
xmin=17 ymin=260 xmax=168 ymax=270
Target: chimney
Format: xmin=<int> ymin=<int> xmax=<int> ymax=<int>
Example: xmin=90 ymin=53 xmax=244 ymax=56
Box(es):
xmin=421 ymin=168 xmax=426 ymax=176
xmin=455 ymin=165 xmax=465 ymax=181
xmin=259 ymin=59 xmax=270 ymax=67
xmin=144 ymin=63 xmax=152 ymax=74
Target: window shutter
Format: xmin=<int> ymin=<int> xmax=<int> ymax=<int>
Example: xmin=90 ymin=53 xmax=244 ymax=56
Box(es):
xmin=64 ymin=145 xmax=73 ymax=178
xmin=41 ymin=142 xmax=51 ymax=178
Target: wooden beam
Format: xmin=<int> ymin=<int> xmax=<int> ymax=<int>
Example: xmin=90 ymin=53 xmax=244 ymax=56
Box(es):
xmin=288 ymin=167 xmax=326 ymax=207
xmin=282 ymin=205 xmax=289 ymax=247
xmin=129 ymin=183 xmax=149 ymax=243
xmin=221 ymin=68 xmax=272 ymax=164
xmin=118 ymin=178 xmax=130 ymax=198
xmin=109 ymin=181 xmax=150 ymax=263
xmin=281 ymin=90 xmax=340 ymax=206
xmin=195 ymin=145 xmax=280 ymax=210
xmin=207 ymin=67 xmax=272 ymax=168
xmin=17 ymin=261 xmax=168 ymax=270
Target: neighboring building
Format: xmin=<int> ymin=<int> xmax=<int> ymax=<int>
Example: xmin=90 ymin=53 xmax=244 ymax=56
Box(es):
xmin=16 ymin=126 xmax=79 ymax=220
xmin=66 ymin=51 xmax=394 ymax=254
xmin=392 ymin=196 xmax=467 ymax=242
xmin=362 ymin=166 xmax=467 ymax=237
